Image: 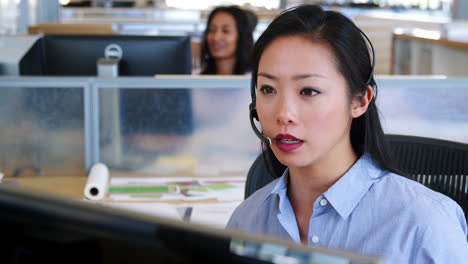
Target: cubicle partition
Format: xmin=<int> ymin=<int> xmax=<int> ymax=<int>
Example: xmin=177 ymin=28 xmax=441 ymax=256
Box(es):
xmin=376 ymin=77 xmax=468 ymax=144
xmin=0 ymin=77 xmax=90 ymax=177
xmin=94 ymin=77 xmax=259 ymax=175
xmin=0 ymin=76 xmax=467 ymax=178
xmin=0 ymin=76 xmax=260 ymax=177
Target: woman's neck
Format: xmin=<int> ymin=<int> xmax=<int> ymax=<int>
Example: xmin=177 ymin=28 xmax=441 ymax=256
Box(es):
xmin=288 ymin=144 xmax=358 ymax=208
xmin=215 ymin=57 xmax=236 ymax=75
xmin=287 ymin=145 xmax=358 ymax=244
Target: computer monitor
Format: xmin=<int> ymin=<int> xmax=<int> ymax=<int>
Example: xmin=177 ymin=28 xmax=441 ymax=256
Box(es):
xmin=19 ymin=34 xmax=191 ymax=76
xmin=18 ymin=34 xmax=194 ymax=167
xmin=0 ymin=184 xmax=383 ymax=264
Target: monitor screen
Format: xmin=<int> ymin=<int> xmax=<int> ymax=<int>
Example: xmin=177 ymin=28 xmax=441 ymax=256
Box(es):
xmin=0 ymin=184 xmax=383 ymax=264
xmin=19 ymin=34 xmax=191 ymax=76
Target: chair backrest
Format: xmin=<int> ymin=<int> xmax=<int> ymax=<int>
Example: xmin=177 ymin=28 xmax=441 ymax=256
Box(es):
xmin=245 ymin=134 xmax=468 ymax=219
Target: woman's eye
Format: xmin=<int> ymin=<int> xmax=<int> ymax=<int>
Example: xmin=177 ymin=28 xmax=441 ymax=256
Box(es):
xmin=222 ymin=28 xmax=232 ymax=34
xmin=259 ymin=85 xmax=275 ymax=94
xmin=300 ymin=87 xmax=319 ymax=96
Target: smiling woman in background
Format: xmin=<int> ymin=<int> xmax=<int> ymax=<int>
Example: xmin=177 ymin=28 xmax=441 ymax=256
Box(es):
xmin=200 ymin=6 xmax=255 ymax=75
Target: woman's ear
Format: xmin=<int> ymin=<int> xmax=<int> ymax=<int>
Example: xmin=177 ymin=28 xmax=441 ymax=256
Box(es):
xmin=351 ymin=85 xmax=373 ymax=118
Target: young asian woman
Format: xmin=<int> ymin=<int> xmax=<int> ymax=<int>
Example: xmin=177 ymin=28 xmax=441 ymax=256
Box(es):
xmin=227 ymin=5 xmax=468 ymax=263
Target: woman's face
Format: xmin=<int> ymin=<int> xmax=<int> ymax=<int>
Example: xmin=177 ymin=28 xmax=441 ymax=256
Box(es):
xmin=256 ymin=35 xmax=361 ymax=169
xmin=207 ymin=12 xmax=238 ymax=60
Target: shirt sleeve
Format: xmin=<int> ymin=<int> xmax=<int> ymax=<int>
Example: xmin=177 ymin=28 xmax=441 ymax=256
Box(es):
xmin=226 ymin=203 xmax=243 ymax=230
xmin=226 ymin=213 xmax=238 ymax=229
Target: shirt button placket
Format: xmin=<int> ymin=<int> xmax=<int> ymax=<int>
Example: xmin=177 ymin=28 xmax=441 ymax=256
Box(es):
xmin=311 ymin=235 xmax=320 ymax=244
xmin=320 ymin=198 xmax=328 ymax=206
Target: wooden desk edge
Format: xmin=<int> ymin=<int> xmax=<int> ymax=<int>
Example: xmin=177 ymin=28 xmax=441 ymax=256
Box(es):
xmin=393 ymin=32 xmax=468 ymax=50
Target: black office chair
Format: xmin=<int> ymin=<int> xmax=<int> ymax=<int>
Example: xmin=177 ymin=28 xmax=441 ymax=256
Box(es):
xmin=245 ymin=134 xmax=468 ymax=219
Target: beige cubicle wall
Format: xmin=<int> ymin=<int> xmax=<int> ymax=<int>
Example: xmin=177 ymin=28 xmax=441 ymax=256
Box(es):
xmin=352 ymin=14 xmax=448 ymax=75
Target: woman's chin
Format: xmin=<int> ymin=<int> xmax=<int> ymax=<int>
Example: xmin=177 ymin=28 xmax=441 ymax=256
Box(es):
xmin=275 ymin=154 xmax=311 ymax=169
xmin=211 ymin=53 xmax=234 ymax=60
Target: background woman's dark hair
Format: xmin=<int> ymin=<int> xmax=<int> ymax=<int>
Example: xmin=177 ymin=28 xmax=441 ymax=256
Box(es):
xmin=251 ymin=4 xmax=398 ymax=175
xmin=201 ymin=5 xmax=255 ymax=75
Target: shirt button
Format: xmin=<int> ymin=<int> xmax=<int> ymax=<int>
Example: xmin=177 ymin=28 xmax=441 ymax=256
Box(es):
xmin=320 ymin=199 xmax=328 ymax=206
xmin=311 ymin=235 xmax=320 ymax=243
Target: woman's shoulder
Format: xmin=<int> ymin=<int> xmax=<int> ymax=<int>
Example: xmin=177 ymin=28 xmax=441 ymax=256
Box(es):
xmin=227 ymin=178 xmax=281 ymax=228
xmin=236 ymin=178 xmax=281 ymax=213
xmin=380 ymin=174 xmax=468 ymax=259
xmin=379 ymin=173 xmax=452 ymax=200
xmin=366 ymin=173 xmax=467 ymax=246
xmin=374 ymin=172 xmax=465 ymax=222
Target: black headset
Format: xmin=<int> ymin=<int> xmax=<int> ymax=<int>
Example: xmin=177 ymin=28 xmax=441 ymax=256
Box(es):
xmin=249 ymin=28 xmax=376 ymax=146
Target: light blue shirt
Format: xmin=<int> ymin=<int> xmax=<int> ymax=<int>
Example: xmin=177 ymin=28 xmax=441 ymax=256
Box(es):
xmin=227 ymin=154 xmax=468 ymax=263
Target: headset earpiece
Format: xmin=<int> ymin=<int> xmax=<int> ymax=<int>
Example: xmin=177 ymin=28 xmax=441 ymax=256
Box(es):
xmin=249 ymin=77 xmax=260 ymax=121
xmin=249 ymin=91 xmax=271 ymax=145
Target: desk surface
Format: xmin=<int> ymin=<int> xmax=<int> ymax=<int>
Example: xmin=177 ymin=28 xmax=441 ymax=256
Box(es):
xmin=6 ymin=176 xmax=88 ymax=199
xmin=5 ymin=171 xmax=245 ymax=203
xmin=4 ymin=172 xmax=245 ymax=228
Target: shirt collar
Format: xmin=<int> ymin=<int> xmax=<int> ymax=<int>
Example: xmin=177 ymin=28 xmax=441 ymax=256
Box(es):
xmin=323 ymin=153 xmax=386 ymax=219
xmin=270 ymin=168 xmax=289 ymax=214
xmin=268 ymin=153 xmax=387 ymax=219
xmin=271 ymin=169 xmax=288 ymax=195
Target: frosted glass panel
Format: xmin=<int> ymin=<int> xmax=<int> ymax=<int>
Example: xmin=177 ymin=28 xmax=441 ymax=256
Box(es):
xmin=99 ymin=87 xmax=259 ymax=175
xmin=0 ymin=87 xmax=85 ymax=177
xmin=378 ymin=84 xmax=468 ymax=143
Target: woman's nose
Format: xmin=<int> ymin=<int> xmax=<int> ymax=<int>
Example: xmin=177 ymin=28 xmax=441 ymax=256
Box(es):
xmin=213 ymin=30 xmax=222 ymax=40
xmin=276 ymin=95 xmax=297 ymax=125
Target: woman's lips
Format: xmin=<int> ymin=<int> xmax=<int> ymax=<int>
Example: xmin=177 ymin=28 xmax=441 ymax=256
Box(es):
xmin=274 ymin=134 xmax=304 ymax=152
xmin=210 ymin=43 xmax=225 ymax=52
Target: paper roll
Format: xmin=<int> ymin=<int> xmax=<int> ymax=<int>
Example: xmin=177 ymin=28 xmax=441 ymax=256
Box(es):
xmin=84 ymin=163 xmax=110 ymax=200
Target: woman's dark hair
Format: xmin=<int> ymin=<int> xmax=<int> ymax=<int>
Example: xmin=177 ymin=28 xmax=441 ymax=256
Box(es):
xmin=201 ymin=6 xmax=255 ymax=75
xmin=251 ymin=4 xmax=398 ymax=175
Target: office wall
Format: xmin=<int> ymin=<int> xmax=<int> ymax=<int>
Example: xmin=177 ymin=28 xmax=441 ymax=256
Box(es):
xmin=453 ymin=0 xmax=468 ymax=20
